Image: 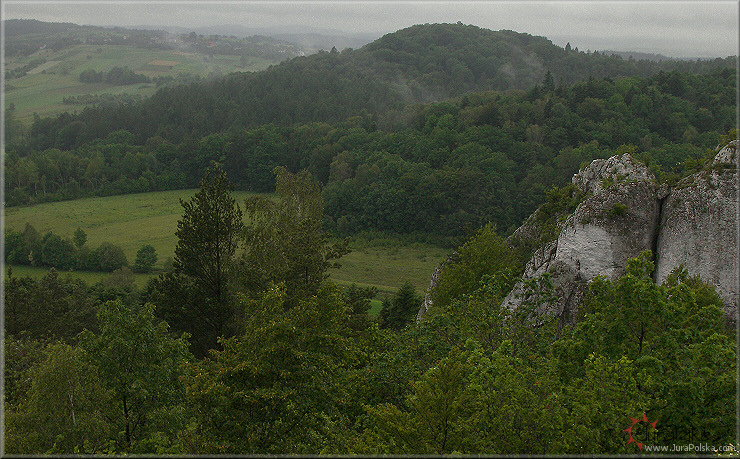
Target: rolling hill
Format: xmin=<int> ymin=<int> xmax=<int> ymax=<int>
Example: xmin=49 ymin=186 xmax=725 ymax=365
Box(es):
xmin=11 ymin=22 xmax=736 ymax=149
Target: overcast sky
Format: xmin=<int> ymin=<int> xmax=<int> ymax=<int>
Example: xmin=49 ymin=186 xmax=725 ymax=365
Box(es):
xmin=3 ymin=1 xmax=738 ymax=58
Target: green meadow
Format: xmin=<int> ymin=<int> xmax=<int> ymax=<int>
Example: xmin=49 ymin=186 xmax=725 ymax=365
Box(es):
xmin=5 ymin=44 xmax=275 ymax=123
xmin=4 ymin=191 xmax=448 ymax=297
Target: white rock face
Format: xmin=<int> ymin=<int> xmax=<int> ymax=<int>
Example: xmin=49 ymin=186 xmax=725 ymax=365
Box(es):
xmin=555 ymin=223 xmax=613 ymax=280
xmin=500 ymin=154 xmax=662 ymax=316
xmin=416 ymin=261 xmax=446 ymax=322
xmin=655 ymin=168 xmax=738 ymax=316
xmin=572 ymin=153 xmax=653 ymax=195
xmin=713 ymin=140 xmax=737 ymax=166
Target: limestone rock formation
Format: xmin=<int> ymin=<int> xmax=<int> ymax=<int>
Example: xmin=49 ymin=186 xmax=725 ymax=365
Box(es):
xmin=502 ymin=145 xmax=737 ymax=320
xmin=418 ymin=143 xmax=738 ymax=322
xmin=501 ymin=153 xmax=668 ymax=319
xmin=416 ymin=252 xmax=457 ymax=322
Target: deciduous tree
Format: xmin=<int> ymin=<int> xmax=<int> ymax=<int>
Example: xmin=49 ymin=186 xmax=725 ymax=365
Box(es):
xmin=4 ymin=343 xmax=113 ymax=454
xmin=240 ymin=167 xmax=349 ymax=306
xmin=133 ymin=244 xmax=157 ymax=273
xmin=78 ymin=300 xmax=192 ymax=453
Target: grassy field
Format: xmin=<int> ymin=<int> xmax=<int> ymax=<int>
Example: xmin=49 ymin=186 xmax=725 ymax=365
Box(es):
xmin=5 ymin=44 xmax=277 ymax=123
xmin=4 ymin=190 xmax=256 ymax=268
xmin=7 ymin=264 xmax=157 ymax=288
xmin=4 ymin=191 xmax=449 ymax=298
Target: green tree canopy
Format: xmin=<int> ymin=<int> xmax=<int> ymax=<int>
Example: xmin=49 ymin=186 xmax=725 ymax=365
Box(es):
xmin=78 ymin=300 xmax=192 ymax=453
xmin=73 ymin=227 xmax=87 ymax=248
xmin=153 ymin=167 xmax=244 ymax=356
xmin=174 ymin=167 xmax=243 ymax=305
xmin=185 ymin=283 xmax=359 ymax=453
xmin=133 ymin=244 xmax=157 ymax=273
xmin=4 ymin=343 xmax=114 ymax=454
xmin=240 ymin=167 xmax=349 ymax=306
xmin=379 ymin=281 xmax=423 ymax=331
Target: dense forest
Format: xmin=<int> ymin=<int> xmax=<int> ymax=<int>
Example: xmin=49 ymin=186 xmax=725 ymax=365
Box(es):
xmin=3 ymin=22 xmax=737 ymax=454
xmin=6 ymin=63 xmax=737 ymax=240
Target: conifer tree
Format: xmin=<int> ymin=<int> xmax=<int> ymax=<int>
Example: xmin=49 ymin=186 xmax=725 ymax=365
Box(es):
xmin=379 ymin=281 xmax=422 ymax=330
xmin=151 ymin=167 xmax=243 ymax=356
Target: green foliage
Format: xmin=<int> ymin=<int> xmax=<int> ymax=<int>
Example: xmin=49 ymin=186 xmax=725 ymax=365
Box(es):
xmin=79 ymin=66 xmax=150 ymax=85
xmin=5 ymin=268 xmax=98 ymax=342
xmin=433 ymin=224 xmax=522 ymax=309
xmin=3 ymin=333 xmax=47 ymax=408
xmin=4 ymin=22 xmax=737 ymax=454
xmin=40 ymin=232 xmax=75 ymax=270
xmin=535 ymin=184 xmax=586 ymax=242
xmin=378 ymin=281 xmax=422 ymax=330
xmin=360 ymin=345 xmax=567 ymax=454
xmin=240 ymin=167 xmax=349 ymax=306
xmin=553 ymin=252 xmax=736 ymax=450
xmin=5 ymin=222 xmax=128 ymax=273
xmin=5 ymin=236 xmax=734 ymax=455
xmin=361 ymin=348 xmax=474 ymax=454
xmin=160 ymin=168 xmax=243 ymax=354
xmin=78 ymin=300 xmax=192 ymax=453
xmin=133 ymin=244 xmax=157 ymax=273
xmin=185 ymin=283 xmax=358 ymax=454
xmin=96 ymin=241 xmax=128 ymax=272
xmin=358 ymin=251 xmax=735 ymax=454
xmin=4 ymin=343 xmax=114 ymax=454
xmin=608 ymin=202 xmax=629 ymax=218
xmin=343 ymin=283 xmax=377 ymax=331
xmin=6 ymin=28 xmax=735 ymax=243
xmin=102 ymin=266 xmax=135 ymax=291
xmin=146 ymin=272 xmax=213 ymax=357
xmin=73 ymin=226 xmax=87 ymax=248
xmin=174 ymin=168 xmax=243 ymax=303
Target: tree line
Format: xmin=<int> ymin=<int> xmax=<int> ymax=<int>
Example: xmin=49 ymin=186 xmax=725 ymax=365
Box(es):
xmin=78 ymin=66 xmax=150 ymax=85
xmin=4 ymin=223 xmax=158 ymax=273
xmin=4 ymin=224 xmax=126 ymax=272
xmin=7 ymin=23 xmax=736 ymax=151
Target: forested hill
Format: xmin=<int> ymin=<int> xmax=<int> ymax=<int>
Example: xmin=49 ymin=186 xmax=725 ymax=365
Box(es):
xmin=16 ymin=23 xmax=736 ymax=149
xmin=4 ymin=19 xmax=83 ymax=36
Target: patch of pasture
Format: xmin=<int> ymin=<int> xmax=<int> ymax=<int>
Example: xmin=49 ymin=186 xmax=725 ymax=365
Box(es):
xmin=5 ymin=191 xmax=449 ymax=297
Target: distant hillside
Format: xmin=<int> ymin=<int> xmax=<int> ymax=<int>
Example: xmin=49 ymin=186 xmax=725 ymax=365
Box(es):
xmin=3 ymin=19 xmax=168 ymax=57
xmin=14 ymin=22 xmax=738 ymax=147
xmin=4 ymin=18 xmax=82 ymax=37
xmin=157 ymin=23 xmax=378 ymax=51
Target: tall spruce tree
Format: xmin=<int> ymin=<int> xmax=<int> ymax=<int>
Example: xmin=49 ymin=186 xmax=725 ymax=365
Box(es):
xmin=150 ymin=168 xmax=243 ymax=356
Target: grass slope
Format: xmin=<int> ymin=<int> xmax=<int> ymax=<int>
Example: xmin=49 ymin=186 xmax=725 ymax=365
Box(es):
xmin=4 ymin=191 xmax=448 ymax=296
xmin=4 ymin=44 xmax=276 ymax=123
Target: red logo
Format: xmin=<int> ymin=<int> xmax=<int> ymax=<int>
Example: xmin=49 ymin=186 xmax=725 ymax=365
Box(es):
xmin=624 ymin=413 xmax=658 ymax=451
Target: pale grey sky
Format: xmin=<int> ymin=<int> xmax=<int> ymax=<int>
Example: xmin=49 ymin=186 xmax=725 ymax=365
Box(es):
xmin=2 ymin=1 xmax=739 ymax=58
